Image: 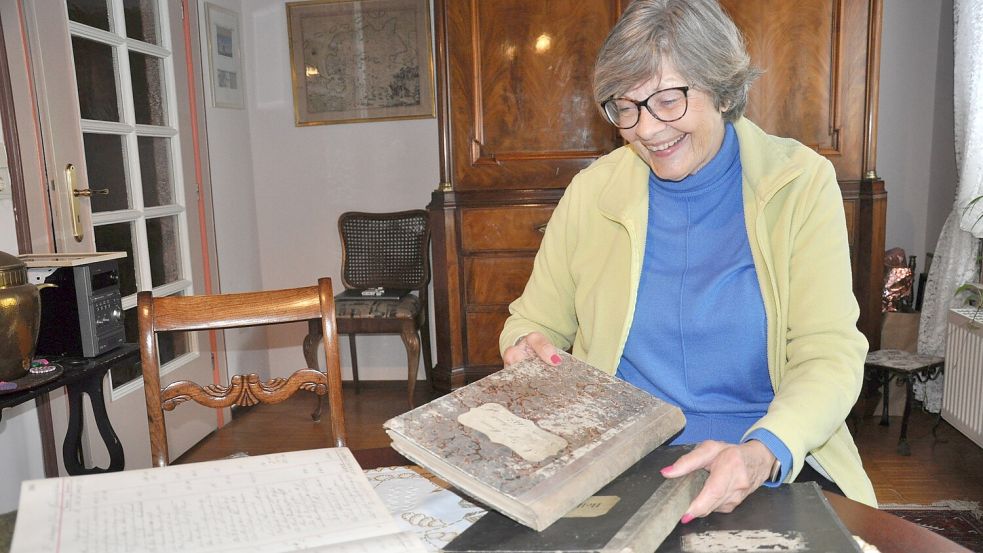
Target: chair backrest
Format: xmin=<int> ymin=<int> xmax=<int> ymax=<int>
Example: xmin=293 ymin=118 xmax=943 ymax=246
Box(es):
xmin=137 ymin=277 xmax=346 ymax=467
xmin=338 ymin=210 xmax=430 ymax=291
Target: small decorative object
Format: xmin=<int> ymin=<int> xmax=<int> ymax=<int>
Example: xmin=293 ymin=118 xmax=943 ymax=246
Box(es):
xmin=204 ymin=2 xmax=245 ymax=108
xmin=882 ymin=247 xmax=913 ymax=313
xmin=29 ymin=359 xmax=60 ymax=374
xmin=285 ymin=0 xmax=435 ymax=126
xmin=0 ymin=251 xmax=50 ymax=382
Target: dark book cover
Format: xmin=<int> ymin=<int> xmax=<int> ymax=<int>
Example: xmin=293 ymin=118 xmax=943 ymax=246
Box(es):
xmin=654 ymin=482 xmax=862 ymax=553
xmin=442 ymin=446 xmax=706 ymax=553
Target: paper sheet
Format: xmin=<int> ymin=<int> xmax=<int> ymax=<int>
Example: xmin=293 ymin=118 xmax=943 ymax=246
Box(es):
xmin=10 ymin=448 xmax=426 ymax=553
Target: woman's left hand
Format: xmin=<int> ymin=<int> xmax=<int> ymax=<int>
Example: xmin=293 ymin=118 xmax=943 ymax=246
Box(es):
xmin=660 ymin=440 xmax=776 ymax=521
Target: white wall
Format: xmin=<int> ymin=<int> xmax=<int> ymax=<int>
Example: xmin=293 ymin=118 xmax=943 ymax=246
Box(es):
xmin=197 ymin=0 xmax=270 ymax=379
xmin=238 ymin=0 xmax=440 ymax=381
xmin=878 ymin=0 xmax=957 ymax=276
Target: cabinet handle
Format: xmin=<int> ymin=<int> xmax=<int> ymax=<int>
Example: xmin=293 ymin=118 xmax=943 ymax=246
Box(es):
xmin=534 ymin=222 xmax=548 ymax=234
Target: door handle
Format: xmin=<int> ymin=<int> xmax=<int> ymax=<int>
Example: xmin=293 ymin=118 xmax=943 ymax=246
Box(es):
xmin=65 ymin=163 xmax=83 ymax=242
xmin=73 ymin=188 xmax=109 ymax=197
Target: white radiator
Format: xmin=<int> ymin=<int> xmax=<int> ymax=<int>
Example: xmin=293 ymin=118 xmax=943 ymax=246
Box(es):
xmin=943 ymin=308 xmax=983 ymax=448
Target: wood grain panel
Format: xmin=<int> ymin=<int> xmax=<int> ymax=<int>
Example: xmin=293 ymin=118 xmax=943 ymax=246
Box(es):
xmin=460 ymin=206 xmax=554 ymax=251
xmin=724 ymin=0 xmax=839 ymax=153
xmin=466 ymin=256 xmax=535 ymax=305
xmin=446 ymin=0 xmax=623 ymax=190
xmin=721 ymin=0 xmax=873 ymax=181
xmin=466 ymin=310 xmax=510 ymax=366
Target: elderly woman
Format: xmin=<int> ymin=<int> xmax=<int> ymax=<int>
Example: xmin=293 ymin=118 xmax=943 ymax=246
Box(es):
xmin=500 ymin=0 xmax=876 ymax=520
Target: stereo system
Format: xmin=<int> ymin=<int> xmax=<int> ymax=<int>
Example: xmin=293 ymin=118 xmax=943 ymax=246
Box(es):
xmin=21 ymin=252 xmax=126 ymax=358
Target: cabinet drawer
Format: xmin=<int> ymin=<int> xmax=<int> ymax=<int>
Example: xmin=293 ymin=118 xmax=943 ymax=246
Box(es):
xmin=466 ymin=256 xmax=535 ymax=305
xmin=460 ymin=207 xmax=554 ymax=252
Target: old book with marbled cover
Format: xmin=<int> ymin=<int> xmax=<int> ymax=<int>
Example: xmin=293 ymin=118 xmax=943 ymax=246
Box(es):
xmin=383 ymin=352 xmax=685 ymax=531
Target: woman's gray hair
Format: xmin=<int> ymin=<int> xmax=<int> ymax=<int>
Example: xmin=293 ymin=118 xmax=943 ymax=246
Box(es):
xmin=593 ymin=0 xmax=760 ymax=122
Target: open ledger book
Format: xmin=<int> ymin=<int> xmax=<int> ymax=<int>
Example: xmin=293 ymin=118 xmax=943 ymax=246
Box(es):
xmin=10 ymin=448 xmax=426 ymax=553
xmin=385 ymin=351 xmax=686 ymax=531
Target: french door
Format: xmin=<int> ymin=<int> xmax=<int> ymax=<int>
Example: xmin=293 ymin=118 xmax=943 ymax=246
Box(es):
xmin=25 ymin=0 xmax=220 ymax=471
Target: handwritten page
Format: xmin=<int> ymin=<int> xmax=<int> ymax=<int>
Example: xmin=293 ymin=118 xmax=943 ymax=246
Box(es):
xmin=10 ymin=448 xmax=426 ymax=553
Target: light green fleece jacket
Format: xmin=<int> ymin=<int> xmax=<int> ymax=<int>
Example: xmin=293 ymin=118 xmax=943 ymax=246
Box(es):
xmin=500 ymin=117 xmax=877 ymax=507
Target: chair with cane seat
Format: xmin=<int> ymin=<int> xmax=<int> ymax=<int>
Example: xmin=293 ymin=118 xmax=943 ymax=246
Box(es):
xmin=304 ymin=210 xmax=432 ymax=407
xmin=138 ymin=277 xmax=346 ymax=467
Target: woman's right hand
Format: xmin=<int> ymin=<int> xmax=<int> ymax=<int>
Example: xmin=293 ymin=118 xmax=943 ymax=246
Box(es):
xmin=502 ymin=332 xmax=562 ymax=366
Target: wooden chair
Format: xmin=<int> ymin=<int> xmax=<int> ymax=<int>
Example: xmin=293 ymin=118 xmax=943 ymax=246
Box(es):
xmin=304 ymin=210 xmax=432 ymax=407
xmin=138 ymin=277 xmax=346 ymax=467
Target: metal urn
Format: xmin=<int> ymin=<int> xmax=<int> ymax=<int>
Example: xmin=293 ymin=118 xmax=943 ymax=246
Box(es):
xmin=0 ymin=250 xmax=42 ymax=382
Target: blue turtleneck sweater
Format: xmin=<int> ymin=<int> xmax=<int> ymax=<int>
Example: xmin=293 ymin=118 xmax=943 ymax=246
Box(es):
xmin=616 ymin=123 xmax=791 ymax=484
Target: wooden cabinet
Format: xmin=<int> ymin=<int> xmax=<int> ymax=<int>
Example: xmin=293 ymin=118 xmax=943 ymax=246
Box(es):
xmin=429 ymin=0 xmax=885 ymax=390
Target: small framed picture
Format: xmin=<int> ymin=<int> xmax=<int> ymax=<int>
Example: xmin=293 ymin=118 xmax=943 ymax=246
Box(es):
xmin=285 ymin=0 xmax=435 ymax=126
xmin=204 ymin=3 xmax=245 ymax=109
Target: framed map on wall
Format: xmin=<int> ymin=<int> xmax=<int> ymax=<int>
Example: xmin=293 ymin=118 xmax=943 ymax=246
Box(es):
xmin=285 ymin=0 xmax=435 ymax=126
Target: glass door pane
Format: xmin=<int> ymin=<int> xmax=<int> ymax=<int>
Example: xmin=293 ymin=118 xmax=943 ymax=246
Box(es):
xmin=94 ymin=222 xmax=137 ymax=296
xmin=72 ymin=37 xmax=121 ymax=122
xmin=129 ymin=52 xmax=167 ymax=125
xmin=137 ymin=136 xmax=173 ymax=206
xmin=123 ymin=0 xmax=160 ymax=44
xmin=83 ymin=133 xmax=130 ymax=212
xmin=68 ymin=0 xmax=111 ymax=30
xmin=146 ymin=215 xmax=183 ymax=287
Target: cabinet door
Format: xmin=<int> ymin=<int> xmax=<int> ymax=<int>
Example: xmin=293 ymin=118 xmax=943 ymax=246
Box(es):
xmin=444 ymin=0 xmax=623 ymax=191
xmin=721 ymin=0 xmax=876 ymax=181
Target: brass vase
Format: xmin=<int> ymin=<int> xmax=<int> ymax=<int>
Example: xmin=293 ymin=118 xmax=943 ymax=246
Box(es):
xmin=0 ymin=250 xmax=41 ymax=382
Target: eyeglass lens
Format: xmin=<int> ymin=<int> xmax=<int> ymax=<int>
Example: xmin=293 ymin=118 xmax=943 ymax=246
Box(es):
xmin=602 ymin=88 xmax=688 ymax=129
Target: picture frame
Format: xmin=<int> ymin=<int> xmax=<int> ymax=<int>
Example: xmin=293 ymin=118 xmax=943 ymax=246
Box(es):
xmin=204 ymin=2 xmax=245 ymax=109
xmin=285 ymin=0 xmax=435 ymax=126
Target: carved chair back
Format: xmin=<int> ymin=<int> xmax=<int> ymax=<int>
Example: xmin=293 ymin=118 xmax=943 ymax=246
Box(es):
xmin=138 ymin=277 xmax=346 ymax=467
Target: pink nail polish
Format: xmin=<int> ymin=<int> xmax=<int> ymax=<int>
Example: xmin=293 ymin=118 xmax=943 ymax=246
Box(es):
xmin=660 ymin=465 xmax=674 ymax=475
xmin=550 ymin=354 xmax=561 ymax=364
xmin=680 ymin=513 xmax=694 ymax=524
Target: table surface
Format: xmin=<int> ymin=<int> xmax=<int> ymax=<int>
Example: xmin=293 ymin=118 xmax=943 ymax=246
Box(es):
xmin=0 ymin=344 xmax=139 ymax=413
xmin=1 ymin=447 xmax=968 ymax=553
xmin=351 ymin=447 xmax=970 ymax=553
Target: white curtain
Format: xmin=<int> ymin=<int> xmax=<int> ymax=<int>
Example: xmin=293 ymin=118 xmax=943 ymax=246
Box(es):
xmin=916 ymin=0 xmax=983 ymax=412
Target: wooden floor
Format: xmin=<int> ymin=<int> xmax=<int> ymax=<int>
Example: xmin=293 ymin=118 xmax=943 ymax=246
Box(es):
xmin=177 ymin=381 xmax=983 ymax=506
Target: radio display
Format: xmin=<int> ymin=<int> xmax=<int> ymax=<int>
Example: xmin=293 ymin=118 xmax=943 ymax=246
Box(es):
xmin=90 ymin=270 xmax=119 ymax=291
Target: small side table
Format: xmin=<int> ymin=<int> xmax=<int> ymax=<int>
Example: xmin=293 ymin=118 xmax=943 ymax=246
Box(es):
xmin=864 ymin=349 xmax=944 ymax=456
xmin=0 ymin=344 xmax=137 ymax=476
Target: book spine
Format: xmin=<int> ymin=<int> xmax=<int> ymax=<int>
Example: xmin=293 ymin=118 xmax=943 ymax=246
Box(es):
xmin=523 ymin=408 xmax=686 ymax=530
xmin=602 ymin=470 xmax=708 ymax=552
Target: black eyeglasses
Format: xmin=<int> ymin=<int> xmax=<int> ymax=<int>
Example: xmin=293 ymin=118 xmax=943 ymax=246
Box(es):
xmin=600 ymin=86 xmax=690 ymax=129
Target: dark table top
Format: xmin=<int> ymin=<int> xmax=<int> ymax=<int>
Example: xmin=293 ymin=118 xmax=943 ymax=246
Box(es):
xmin=352 ymin=447 xmax=970 ymax=553
xmin=0 ymin=344 xmax=139 ymax=414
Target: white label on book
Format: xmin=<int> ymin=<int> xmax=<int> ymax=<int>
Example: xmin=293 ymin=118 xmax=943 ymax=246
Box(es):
xmin=457 ymin=403 xmax=568 ymax=462
xmin=564 ymin=495 xmax=620 ymax=517
xmin=681 ymin=529 xmax=808 ymax=552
